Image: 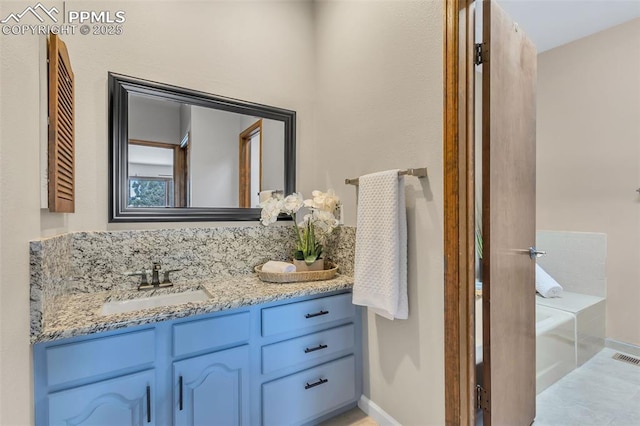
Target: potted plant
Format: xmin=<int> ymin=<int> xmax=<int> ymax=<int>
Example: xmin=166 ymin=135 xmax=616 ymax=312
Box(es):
xmin=260 ymin=190 xmax=340 ymax=271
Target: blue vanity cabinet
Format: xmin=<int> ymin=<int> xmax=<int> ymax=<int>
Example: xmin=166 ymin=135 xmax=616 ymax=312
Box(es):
xmin=257 ymin=292 xmax=362 ymax=425
xmin=170 ymin=310 xmax=251 ymax=425
xmin=34 ymin=328 xmax=158 ymax=426
xmin=48 ymin=370 xmax=156 ymax=426
xmin=173 ymin=345 xmax=250 ymax=426
xmin=262 ymin=355 xmax=356 ymax=426
xmin=34 ymin=291 xmax=360 ymax=425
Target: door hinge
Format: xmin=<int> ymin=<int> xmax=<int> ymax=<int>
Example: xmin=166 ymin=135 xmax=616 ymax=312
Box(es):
xmin=475 ymin=43 xmax=488 ymax=65
xmin=476 ymin=384 xmax=490 ymax=411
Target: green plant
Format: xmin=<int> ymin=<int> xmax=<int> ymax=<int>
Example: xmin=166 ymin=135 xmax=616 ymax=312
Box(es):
xmin=475 ymin=200 xmax=483 ymax=259
xmin=293 ymin=220 xmax=323 ymax=264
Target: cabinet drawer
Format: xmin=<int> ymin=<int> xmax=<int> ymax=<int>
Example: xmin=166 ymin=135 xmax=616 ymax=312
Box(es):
xmin=45 ymin=329 xmax=155 ymax=387
xmin=173 ymin=311 xmax=250 ymax=357
xmin=262 ymin=355 xmax=356 ymax=426
xmin=262 ymin=324 xmax=355 ymax=375
xmin=261 ymin=293 xmax=354 ymax=337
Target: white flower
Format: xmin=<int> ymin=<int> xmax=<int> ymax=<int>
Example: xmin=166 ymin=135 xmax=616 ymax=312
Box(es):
xmin=259 ymin=198 xmax=284 ymax=225
xmin=260 ymin=189 xmax=340 ymax=231
xmin=282 ymin=192 xmax=305 ymax=215
xmin=312 ymin=209 xmax=339 ymax=234
xmin=308 ymin=189 xmax=340 ymax=212
xmin=297 ymin=213 xmax=313 ymax=228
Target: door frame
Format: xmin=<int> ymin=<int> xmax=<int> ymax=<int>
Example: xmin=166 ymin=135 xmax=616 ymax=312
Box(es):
xmin=443 ymin=0 xmax=476 ymax=424
xmin=238 ymin=119 xmax=263 ymax=208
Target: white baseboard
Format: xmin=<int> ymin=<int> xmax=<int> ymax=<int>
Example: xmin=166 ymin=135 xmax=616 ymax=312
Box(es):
xmin=358 ymin=395 xmax=401 ymax=426
xmin=605 ymin=338 xmax=640 ymax=357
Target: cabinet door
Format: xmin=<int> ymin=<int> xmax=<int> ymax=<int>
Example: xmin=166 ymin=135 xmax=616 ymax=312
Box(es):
xmin=174 ymin=345 xmax=249 ymax=426
xmin=48 ymin=370 xmax=155 ymax=426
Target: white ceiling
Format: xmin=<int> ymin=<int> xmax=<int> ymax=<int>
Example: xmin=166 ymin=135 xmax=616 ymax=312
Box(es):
xmin=494 ymin=0 xmax=640 ymax=53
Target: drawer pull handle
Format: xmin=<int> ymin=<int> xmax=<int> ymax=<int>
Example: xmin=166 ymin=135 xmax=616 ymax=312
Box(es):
xmin=179 ymin=375 xmax=183 ymax=411
xmin=304 ymin=344 xmax=328 ymax=353
xmin=305 ymin=378 xmax=328 ymax=390
xmin=305 ymin=310 xmax=329 ymax=319
xmin=146 ymin=385 xmax=151 ymax=423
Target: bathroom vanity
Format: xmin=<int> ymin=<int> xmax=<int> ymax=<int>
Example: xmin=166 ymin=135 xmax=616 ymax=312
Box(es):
xmin=33 ymin=289 xmax=361 ymax=425
xmin=30 ymin=226 xmax=360 ymax=425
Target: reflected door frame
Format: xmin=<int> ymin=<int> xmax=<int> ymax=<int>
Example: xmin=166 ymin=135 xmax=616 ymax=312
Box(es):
xmin=238 ymin=119 xmax=263 ymax=208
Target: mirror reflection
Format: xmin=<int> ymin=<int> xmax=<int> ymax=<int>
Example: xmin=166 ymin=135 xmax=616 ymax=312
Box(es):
xmin=127 ymin=93 xmax=285 ymax=209
xmin=108 ymin=72 xmax=296 ymax=222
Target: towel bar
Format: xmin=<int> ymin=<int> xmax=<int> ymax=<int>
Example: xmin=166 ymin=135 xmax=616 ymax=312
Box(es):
xmin=344 ymin=167 xmax=428 ymax=186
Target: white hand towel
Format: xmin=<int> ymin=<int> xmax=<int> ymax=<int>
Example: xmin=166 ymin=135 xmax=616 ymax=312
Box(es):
xmin=262 ymin=261 xmax=296 ymax=273
xmin=352 ymin=170 xmax=408 ymax=320
xmin=536 ymin=264 xmax=563 ymax=298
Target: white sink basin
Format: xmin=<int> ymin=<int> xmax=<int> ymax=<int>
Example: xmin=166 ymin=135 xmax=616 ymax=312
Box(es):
xmin=101 ymin=289 xmax=210 ymax=316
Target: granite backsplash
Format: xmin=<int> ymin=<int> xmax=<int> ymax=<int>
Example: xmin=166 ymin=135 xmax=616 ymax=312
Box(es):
xmin=30 ymin=225 xmax=355 ymax=337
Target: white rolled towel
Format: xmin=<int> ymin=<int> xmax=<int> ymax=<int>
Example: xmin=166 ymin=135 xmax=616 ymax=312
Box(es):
xmin=536 ymin=264 xmax=563 ymax=298
xmin=262 ymin=261 xmax=296 ymax=273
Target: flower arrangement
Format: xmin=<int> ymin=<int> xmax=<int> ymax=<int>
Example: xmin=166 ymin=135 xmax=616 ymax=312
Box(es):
xmin=260 ymin=189 xmax=340 ymax=266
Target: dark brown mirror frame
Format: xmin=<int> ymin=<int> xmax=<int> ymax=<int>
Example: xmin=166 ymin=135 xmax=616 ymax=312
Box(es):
xmin=108 ymin=72 xmax=296 ymax=222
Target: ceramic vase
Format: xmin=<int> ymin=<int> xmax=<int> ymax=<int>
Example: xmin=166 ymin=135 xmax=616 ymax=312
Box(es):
xmin=293 ymin=258 xmax=324 ymax=272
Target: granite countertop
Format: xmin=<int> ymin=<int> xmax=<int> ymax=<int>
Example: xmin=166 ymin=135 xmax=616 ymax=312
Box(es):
xmin=33 ymin=274 xmax=354 ymax=344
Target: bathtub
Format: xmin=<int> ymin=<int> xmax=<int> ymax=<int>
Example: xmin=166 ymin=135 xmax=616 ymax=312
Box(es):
xmin=475 ymin=298 xmax=577 ymax=394
xmin=535 ymin=304 xmax=576 ymax=393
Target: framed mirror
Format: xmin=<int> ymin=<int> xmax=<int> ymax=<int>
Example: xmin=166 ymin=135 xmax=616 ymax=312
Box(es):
xmin=108 ymin=72 xmax=296 ymax=222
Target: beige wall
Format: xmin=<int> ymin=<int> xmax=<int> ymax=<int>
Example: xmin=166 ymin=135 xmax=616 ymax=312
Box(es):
xmin=314 ymin=1 xmax=444 ymax=424
xmin=1 ymin=1 xmax=316 ymax=423
xmin=0 ymin=0 xmax=445 ymax=424
xmin=536 ymin=18 xmax=640 ymax=345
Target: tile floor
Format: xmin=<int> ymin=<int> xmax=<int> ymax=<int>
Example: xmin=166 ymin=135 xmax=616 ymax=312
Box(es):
xmin=320 ymin=407 xmax=378 ymax=426
xmin=323 ymin=348 xmax=640 ymax=426
xmin=535 ymin=348 xmax=640 ymax=426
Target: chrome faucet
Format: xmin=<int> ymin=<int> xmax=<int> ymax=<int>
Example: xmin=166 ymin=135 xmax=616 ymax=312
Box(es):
xmin=126 ymin=262 xmax=181 ymax=290
xmin=151 ymin=262 xmax=162 ymax=286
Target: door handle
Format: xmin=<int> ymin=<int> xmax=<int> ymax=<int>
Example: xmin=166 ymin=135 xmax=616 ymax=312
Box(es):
xmin=179 ymin=375 xmax=183 ymax=411
xmin=529 ymin=247 xmax=546 ymax=259
xmin=146 ymin=385 xmax=151 ymax=423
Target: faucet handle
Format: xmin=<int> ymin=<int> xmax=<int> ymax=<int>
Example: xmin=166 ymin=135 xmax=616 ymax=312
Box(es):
xmin=126 ymin=270 xmax=149 ymax=284
xmin=126 ymin=270 xmax=152 ymax=290
xmin=160 ymin=268 xmax=182 ymax=286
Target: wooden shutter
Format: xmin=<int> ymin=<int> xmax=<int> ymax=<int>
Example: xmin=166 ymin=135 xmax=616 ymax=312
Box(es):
xmin=48 ymin=34 xmax=75 ymax=213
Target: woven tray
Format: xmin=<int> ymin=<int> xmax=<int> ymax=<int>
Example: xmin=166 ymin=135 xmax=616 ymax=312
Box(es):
xmin=255 ymin=262 xmax=338 ymax=284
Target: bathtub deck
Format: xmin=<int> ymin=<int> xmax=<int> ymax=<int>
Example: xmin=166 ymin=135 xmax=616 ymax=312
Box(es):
xmin=536 ymin=291 xmax=606 ymax=366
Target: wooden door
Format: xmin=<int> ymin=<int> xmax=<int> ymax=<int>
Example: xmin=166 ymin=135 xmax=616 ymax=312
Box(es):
xmin=481 ymin=0 xmax=537 ymax=424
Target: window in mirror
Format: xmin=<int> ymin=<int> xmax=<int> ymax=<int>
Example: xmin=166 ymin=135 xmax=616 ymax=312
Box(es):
xmin=127 ymin=143 xmax=176 ymax=207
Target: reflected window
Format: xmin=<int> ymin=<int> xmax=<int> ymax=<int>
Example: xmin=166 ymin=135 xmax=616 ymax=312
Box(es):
xmin=128 ymin=143 xmax=178 ymax=207
xmin=128 ymin=177 xmax=174 ymax=207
